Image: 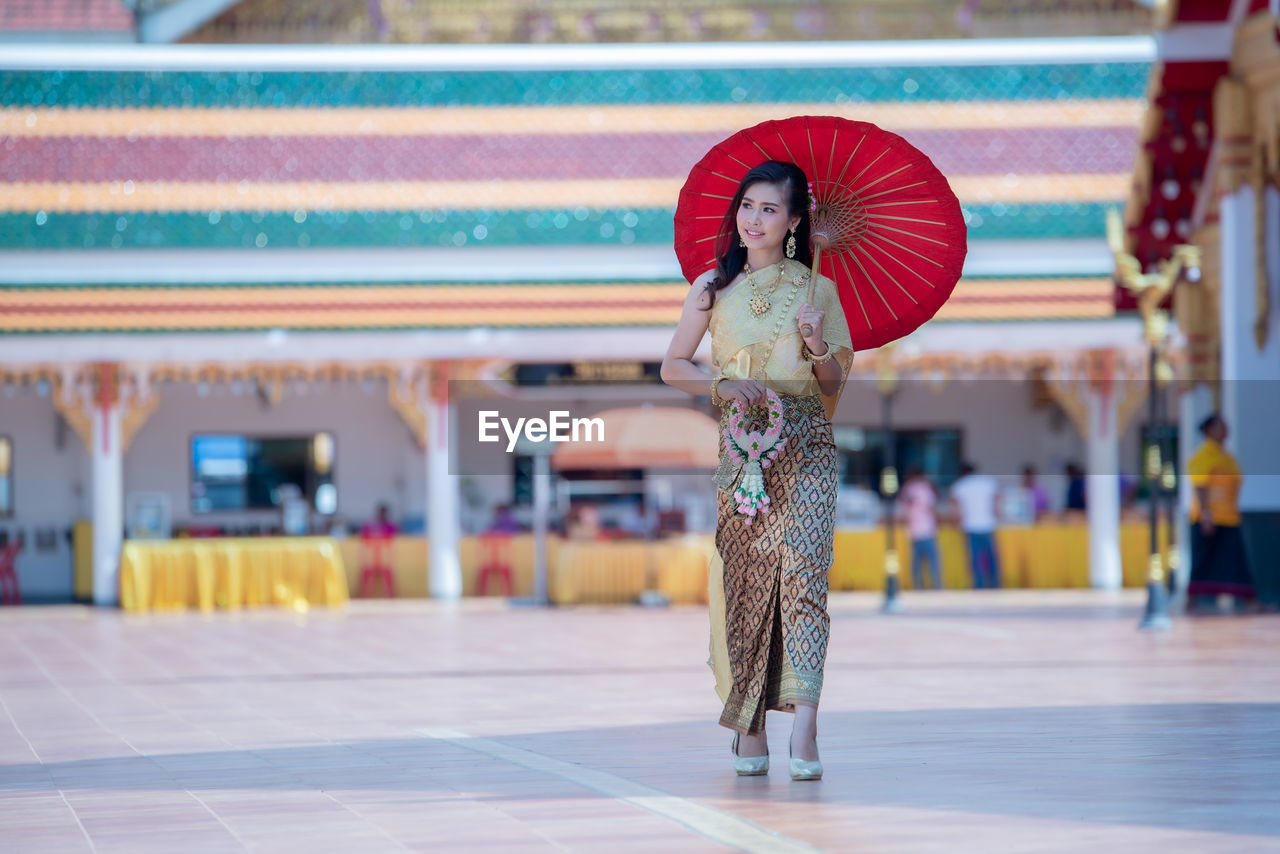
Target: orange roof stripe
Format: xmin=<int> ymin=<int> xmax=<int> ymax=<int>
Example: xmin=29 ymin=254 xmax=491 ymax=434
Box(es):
xmin=1 ymin=174 xmax=1130 ymax=214
xmin=0 ymin=277 xmax=1114 ymax=333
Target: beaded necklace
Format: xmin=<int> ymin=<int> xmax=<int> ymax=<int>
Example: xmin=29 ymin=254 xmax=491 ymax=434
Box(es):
xmin=721 ymin=260 xmax=809 ymax=524
xmin=744 ymin=260 xmax=788 ymax=318
xmin=746 ymin=260 xmax=807 ymax=383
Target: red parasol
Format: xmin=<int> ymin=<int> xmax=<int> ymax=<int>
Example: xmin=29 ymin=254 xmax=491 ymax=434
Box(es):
xmin=674 ymin=115 xmax=967 ymax=351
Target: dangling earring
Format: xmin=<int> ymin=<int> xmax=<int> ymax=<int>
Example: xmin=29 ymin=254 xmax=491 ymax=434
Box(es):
xmin=785 ymin=230 xmax=796 ymax=259
xmin=739 ymin=234 xmax=747 ymax=248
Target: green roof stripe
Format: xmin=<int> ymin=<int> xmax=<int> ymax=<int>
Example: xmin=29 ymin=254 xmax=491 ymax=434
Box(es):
xmin=0 ymin=207 xmax=667 ymax=249
xmin=0 ymin=203 xmax=1109 ymax=250
xmin=1 ymin=64 xmax=1148 ymax=109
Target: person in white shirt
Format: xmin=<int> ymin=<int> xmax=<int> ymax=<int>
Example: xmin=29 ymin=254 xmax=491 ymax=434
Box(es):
xmin=898 ymin=466 xmax=941 ymax=589
xmin=949 ymin=462 xmax=1002 ymax=589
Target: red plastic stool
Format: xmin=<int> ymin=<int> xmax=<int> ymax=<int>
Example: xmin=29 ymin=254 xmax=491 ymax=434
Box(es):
xmin=476 ymin=532 xmax=513 ymax=596
xmin=358 ymin=533 xmax=396 ymax=598
xmin=0 ymin=542 xmax=21 ymax=605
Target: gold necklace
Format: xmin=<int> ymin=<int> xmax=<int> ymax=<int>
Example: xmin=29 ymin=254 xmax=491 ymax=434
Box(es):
xmin=751 ymin=262 xmax=808 ymax=383
xmin=744 ymin=260 xmax=787 ymax=318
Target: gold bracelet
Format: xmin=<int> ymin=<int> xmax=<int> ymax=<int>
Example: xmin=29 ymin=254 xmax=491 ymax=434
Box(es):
xmin=802 ymin=342 xmax=835 ymax=365
xmin=710 ymin=374 xmax=728 ymax=406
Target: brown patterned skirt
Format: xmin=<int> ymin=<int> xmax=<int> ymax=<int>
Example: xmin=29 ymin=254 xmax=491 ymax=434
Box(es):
xmin=711 ymin=393 xmax=837 ymax=735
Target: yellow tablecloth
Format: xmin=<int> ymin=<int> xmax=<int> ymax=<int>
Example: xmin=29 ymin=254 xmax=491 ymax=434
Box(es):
xmin=120 ymin=537 xmax=349 ymax=614
xmin=337 ymin=534 xmax=560 ymax=599
xmin=324 ymin=522 xmax=1169 ymax=605
xmin=336 ymin=534 xmax=713 ymax=605
xmin=832 ymin=522 xmax=1168 ymax=590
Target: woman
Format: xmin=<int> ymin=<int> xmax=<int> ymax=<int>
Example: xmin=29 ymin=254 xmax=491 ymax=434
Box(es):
xmin=661 ymin=161 xmax=853 ymax=780
xmin=899 ymin=466 xmax=941 ymax=590
xmin=1186 ymin=414 xmax=1256 ymax=611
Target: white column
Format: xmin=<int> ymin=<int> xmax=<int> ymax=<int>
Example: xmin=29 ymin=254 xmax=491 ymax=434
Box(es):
xmin=1177 ymin=384 xmax=1214 ymax=589
xmin=1085 ymin=386 xmax=1122 ymax=589
xmin=532 ymin=453 xmax=550 ymax=605
xmin=426 ymin=378 xmax=462 ymax=599
xmin=1220 ymin=185 xmax=1280 ymax=512
xmin=91 ymin=403 xmax=123 ymax=606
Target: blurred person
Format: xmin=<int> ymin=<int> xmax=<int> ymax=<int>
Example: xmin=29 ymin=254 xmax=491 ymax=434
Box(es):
xmin=899 ymin=466 xmax=942 ymax=590
xmin=486 ymin=504 xmax=522 ymax=534
xmin=360 ymin=503 xmax=397 ymax=539
xmin=618 ymin=500 xmax=655 ymax=539
xmin=1064 ymin=461 xmax=1087 ymax=514
xmin=950 ymin=462 xmax=1001 ymax=589
xmin=1186 ymin=414 xmax=1257 ymax=612
xmin=1021 ymin=465 xmax=1051 ymax=522
xmin=662 ymin=161 xmax=853 ymax=781
xmin=565 ymin=503 xmax=602 ymax=540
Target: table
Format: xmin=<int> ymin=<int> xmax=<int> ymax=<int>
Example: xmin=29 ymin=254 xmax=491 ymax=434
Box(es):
xmin=327 ymin=522 xmax=1169 ymax=605
xmin=120 ymin=537 xmax=349 ymax=614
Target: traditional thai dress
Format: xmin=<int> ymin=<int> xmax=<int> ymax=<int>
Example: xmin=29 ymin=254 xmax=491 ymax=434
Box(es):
xmin=706 ymin=257 xmax=854 ymax=735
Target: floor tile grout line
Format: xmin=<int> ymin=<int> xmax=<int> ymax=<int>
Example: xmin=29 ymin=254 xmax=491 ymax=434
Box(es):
xmin=10 ymin=631 xmax=192 ymax=804
xmin=316 ymin=788 xmax=415 ymax=852
xmin=12 ymin=632 xmax=139 ymax=748
xmin=416 ymin=726 xmax=823 ymax=854
xmin=55 ymin=788 xmax=99 ymax=854
xmin=185 ymin=788 xmax=256 ymax=851
xmin=0 ymin=667 xmax=97 ymax=851
xmin=48 ymin=621 xmax=239 ymax=758
xmin=0 ymin=671 xmax=46 ymax=766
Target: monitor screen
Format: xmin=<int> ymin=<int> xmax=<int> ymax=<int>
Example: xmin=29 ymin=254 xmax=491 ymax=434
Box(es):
xmin=191 ymin=433 xmax=335 ymax=514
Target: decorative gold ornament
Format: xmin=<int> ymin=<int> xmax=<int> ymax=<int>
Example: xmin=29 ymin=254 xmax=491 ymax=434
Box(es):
xmin=802 ymin=342 xmax=835 ymax=364
xmin=710 ymin=374 xmax=728 ymax=407
xmin=744 ymin=261 xmax=787 ymax=318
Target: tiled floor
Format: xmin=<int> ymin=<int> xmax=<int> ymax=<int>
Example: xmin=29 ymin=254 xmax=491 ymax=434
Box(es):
xmin=1 ymin=590 xmax=1277 ymax=853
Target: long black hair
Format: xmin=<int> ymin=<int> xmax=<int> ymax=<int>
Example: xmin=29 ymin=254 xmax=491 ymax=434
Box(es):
xmin=704 ymin=160 xmax=812 ymax=304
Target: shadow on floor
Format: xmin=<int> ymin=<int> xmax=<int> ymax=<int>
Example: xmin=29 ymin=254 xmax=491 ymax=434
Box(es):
xmin=1 ymin=702 xmax=1276 ymax=838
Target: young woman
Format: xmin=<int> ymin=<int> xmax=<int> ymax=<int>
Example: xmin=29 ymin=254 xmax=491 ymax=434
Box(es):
xmin=661 ymin=160 xmax=853 ymax=780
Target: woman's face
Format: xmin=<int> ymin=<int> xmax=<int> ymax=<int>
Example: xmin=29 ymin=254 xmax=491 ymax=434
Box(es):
xmin=736 ymin=181 xmax=799 ymax=253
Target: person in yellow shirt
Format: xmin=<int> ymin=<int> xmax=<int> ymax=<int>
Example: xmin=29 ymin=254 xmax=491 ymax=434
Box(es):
xmin=1186 ymin=414 xmax=1256 ymax=611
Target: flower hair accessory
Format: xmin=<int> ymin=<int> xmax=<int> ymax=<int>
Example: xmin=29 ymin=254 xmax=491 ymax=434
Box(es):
xmin=723 ymin=388 xmax=788 ymax=524
xmin=806 ymin=180 xmax=817 ymax=214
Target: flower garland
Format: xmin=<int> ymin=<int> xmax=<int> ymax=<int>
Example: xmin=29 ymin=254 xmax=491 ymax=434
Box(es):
xmin=723 ymin=387 xmax=788 ymax=524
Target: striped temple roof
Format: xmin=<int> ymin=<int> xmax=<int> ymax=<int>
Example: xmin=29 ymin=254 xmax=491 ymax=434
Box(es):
xmin=0 ymin=0 xmax=133 ymax=34
xmin=0 ymin=46 xmax=1147 ymax=332
xmin=0 ymin=276 xmax=1116 ymax=334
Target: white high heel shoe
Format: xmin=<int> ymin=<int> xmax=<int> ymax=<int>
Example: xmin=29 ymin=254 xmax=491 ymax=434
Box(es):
xmin=789 ymin=744 xmax=823 ymax=781
xmin=731 ymin=733 xmax=769 ymax=776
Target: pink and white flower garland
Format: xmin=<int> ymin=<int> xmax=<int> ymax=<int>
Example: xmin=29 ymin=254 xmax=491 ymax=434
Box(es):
xmin=723 ymin=388 xmax=787 ymax=525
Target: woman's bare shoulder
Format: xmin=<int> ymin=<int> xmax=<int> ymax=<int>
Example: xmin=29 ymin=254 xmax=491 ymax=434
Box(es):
xmin=686 ymin=268 xmax=718 ymax=311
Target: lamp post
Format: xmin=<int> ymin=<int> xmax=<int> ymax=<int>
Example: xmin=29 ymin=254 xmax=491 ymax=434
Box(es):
xmin=1107 ymin=209 xmax=1200 ymax=631
xmin=1139 ymin=329 xmax=1173 ymax=630
xmin=878 ymin=355 xmax=903 ymax=614
xmin=1161 ymin=426 xmax=1180 ymax=600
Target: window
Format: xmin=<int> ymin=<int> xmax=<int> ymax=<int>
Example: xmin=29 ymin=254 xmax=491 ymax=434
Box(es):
xmin=512 ymin=454 xmax=535 ymax=506
xmin=191 ymin=433 xmax=336 ymax=514
xmin=837 ymin=428 xmax=962 ymax=495
xmin=0 ymin=436 xmax=11 ymax=517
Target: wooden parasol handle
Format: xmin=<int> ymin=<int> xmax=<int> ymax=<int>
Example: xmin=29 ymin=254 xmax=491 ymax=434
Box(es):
xmin=801 ymin=235 xmax=828 ymax=338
